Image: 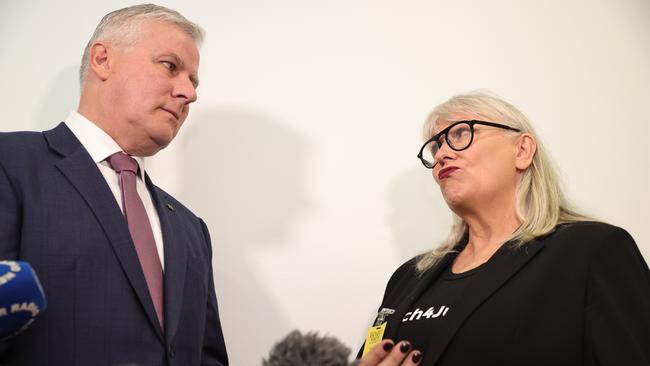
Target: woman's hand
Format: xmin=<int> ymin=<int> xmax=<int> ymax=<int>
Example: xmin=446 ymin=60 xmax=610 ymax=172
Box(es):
xmin=357 ymin=340 xmax=422 ymax=366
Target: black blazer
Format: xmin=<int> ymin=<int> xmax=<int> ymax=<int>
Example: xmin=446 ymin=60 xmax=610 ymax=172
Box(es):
xmin=0 ymin=123 xmax=228 ymax=366
xmin=362 ymin=222 xmax=650 ymax=366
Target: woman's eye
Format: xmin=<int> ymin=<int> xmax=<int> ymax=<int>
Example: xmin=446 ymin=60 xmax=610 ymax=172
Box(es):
xmin=451 ymin=127 xmax=470 ymax=140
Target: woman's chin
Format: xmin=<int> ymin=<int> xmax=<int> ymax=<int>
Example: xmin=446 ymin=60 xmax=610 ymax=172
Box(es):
xmin=441 ymin=186 xmax=467 ymax=207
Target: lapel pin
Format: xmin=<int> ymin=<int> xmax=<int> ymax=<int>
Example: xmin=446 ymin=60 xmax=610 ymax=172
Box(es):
xmin=166 ymin=203 xmax=175 ymax=211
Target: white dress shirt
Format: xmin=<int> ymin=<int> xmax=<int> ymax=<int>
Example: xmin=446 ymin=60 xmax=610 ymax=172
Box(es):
xmin=65 ymin=111 xmax=165 ymax=270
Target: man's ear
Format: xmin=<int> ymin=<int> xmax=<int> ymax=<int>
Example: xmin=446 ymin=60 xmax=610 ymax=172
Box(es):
xmin=88 ymin=42 xmax=112 ymax=81
xmin=515 ymin=133 xmax=537 ymax=171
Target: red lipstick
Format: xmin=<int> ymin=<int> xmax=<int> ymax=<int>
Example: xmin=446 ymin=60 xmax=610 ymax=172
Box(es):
xmin=438 ymin=167 xmax=459 ymax=179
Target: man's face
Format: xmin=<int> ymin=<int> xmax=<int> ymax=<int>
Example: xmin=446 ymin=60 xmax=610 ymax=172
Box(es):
xmin=106 ymin=20 xmax=200 ymax=156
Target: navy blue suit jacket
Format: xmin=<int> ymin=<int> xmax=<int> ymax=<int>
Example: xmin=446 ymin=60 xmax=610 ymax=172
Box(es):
xmin=0 ymin=123 xmax=228 ymax=366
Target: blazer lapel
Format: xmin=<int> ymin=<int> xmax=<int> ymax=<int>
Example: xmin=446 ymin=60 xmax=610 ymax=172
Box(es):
xmin=425 ymin=239 xmax=546 ymax=365
xmin=44 ymin=123 xmax=164 ymax=341
xmin=383 ymin=252 xmax=458 ymax=340
xmin=146 ymin=178 xmax=187 ymax=341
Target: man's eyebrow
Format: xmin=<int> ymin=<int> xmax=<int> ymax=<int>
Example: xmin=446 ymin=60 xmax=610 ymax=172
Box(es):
xmin=166 ymin=53 xmax=184 ymax=67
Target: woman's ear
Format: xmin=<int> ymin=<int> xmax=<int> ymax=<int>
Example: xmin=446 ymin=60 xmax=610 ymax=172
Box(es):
xmin=515 ymin=133 xmax=537 ymax=171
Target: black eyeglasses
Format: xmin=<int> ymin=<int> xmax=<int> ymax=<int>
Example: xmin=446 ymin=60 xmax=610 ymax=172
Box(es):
xmin=417 ymin=120 xmax=521 ymax=169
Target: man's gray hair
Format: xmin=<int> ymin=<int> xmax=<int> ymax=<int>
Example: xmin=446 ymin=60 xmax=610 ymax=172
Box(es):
xmin=79 ymin=3 xmax=204 ymax=86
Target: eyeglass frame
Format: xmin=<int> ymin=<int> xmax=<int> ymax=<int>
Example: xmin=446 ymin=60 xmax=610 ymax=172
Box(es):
xmin=417 ymin=120 xmax=521 ymax=169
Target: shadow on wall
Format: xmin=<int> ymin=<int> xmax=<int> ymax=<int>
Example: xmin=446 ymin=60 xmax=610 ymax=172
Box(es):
xmin=386 ymin=168 xmax=452 ymax=262
xmin=36 ymin=66 xmax=80 ymax=129
xmin=177 ymin=108 xmax=311 ymax=365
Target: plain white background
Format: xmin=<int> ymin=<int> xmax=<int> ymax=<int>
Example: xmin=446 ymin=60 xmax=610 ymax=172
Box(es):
xmin=1 ymin=0 xmax=649 ymax=364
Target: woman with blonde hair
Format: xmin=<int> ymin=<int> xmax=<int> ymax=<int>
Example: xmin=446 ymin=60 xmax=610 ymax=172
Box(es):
xmin=358 ymin=92 xmax=650 ymax=366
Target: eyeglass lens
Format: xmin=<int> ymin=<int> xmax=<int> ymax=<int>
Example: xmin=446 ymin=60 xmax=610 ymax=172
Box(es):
xmin=420 ymin=122 xmax=473 ymax=168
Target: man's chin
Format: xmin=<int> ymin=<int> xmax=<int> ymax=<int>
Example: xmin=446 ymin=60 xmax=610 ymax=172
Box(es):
xmin=149 ymin=129 xmax=177 ymax=152
xmin=147 ymin=139 xmax=171 ymax=156
xmin=125 ymin=137 xmax=171 ymax=157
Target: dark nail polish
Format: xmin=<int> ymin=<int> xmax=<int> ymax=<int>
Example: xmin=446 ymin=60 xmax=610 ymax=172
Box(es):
xmin=411 ymin=351 xmax=422 ymax=363
xmin=399 ymin=342 xmax=411 ymax=353
xmin=383 ymin=342 xmax=394 ymax=352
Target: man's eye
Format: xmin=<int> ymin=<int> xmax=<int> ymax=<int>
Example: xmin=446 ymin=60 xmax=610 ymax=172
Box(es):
xmin=162 ymin=61 xmax=177 ymax=71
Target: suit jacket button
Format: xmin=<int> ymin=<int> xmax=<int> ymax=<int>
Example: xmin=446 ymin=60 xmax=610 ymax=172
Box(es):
xmin=168 ymin=345 xmax=175 ymax=359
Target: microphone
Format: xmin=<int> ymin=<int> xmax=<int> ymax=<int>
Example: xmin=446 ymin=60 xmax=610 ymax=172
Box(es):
xmin=0 ymin=261 xmax=47 ymax=340
xmin=263 ymin=330 xmax=354 ymax=366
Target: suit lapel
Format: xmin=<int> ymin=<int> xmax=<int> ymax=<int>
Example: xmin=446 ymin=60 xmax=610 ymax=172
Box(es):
xmin=44 ymin=123 xmax=164 ymax=341
xmin=146 ymin=178 xmax=187 ymax=341
xmin=425 ymin=239 xmax=545 ymax=365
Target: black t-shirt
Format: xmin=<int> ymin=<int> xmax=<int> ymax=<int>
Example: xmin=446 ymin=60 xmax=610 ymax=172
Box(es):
xmin=393 ymin=262 xmax=488 ymax=351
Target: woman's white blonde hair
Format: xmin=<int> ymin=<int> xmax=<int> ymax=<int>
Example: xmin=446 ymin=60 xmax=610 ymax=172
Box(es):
xmin=416 ymin=91 xmax=589 ymax=273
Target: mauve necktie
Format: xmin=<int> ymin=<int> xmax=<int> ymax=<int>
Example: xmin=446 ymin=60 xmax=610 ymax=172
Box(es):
xmin=108 ymin=152 xmax=164 ymax=329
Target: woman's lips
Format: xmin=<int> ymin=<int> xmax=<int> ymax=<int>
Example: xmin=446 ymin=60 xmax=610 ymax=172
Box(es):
xmin=438 ymin=167 xmax=459 ymax=179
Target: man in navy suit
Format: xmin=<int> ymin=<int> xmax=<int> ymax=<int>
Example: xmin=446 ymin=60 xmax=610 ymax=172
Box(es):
xmin=0 ymin=4 xmax=228 ymax=365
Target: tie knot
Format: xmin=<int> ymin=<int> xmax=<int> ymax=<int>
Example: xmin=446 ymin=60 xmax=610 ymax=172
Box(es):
xmin=108 ymin=152 xmax=138 ymax=174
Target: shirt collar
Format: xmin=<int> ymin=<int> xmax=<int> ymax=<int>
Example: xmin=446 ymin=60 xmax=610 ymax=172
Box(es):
xmin=65 ymin=111 xmax=147 ymax=178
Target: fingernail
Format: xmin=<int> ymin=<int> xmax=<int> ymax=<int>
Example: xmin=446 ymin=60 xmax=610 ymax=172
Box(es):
xmin=383 ymin=341 xmax=394 ymax=352
xmin=399 ymin=342 xmax=411 ymax=353
xmin=411 ymin=351 xmax=422 ymax=363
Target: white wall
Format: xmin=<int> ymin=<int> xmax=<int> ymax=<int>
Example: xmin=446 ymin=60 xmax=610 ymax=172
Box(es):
xmin=1 ymin=0 xmax=649 ymax=364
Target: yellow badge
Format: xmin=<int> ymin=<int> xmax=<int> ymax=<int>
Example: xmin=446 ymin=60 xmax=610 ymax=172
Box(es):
xmin=361 ymin=321 xmax=387 ymax=357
